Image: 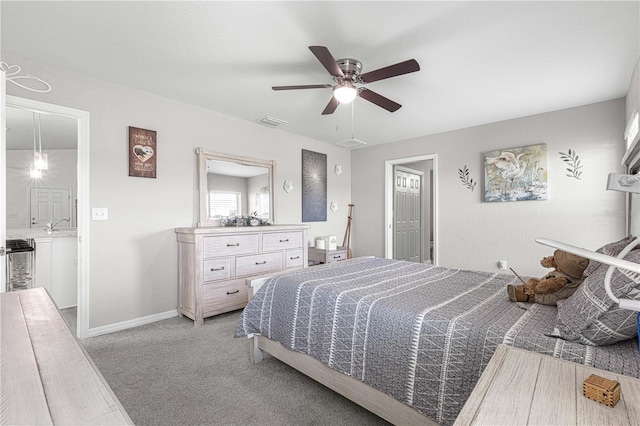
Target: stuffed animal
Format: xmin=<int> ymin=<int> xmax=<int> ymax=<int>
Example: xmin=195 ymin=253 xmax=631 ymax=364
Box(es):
xmin=507 ymin=250 xmax=589 ymax=305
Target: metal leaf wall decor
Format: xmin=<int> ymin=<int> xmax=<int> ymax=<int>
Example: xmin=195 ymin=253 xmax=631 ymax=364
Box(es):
xmin=559 ymin=149 xmax=583 ymax=180
xmin=458 ymin=165 xmax=477 ymax=191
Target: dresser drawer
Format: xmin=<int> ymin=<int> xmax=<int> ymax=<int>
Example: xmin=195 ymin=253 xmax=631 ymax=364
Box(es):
xmin=286 ymin=249 xmax=304 ymax=268
xmin=236 ymin=252 xmax=283 ymax=277
xmin=326 ymin=250 xmax=347 ymax=263
xmin=203 ymin=258 xmax=232 ymax=282
xmin=262 ymin=231 xmax=303 ymax=252
xmin=203 ymin=234 xmax=259 ymax=257
xmin=203 ymin=279 xmax=248 ymax=316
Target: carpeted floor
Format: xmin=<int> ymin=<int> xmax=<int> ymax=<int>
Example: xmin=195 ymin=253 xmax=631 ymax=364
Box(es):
xmin=80 ymin=310 xmax=390 ymax=425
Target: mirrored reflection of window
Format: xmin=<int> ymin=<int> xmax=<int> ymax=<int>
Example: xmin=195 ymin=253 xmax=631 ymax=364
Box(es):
xmin=209 ymin=191 xmax=241 ymax=217
xmin=255 ymin=188 xmax=270 ymax=217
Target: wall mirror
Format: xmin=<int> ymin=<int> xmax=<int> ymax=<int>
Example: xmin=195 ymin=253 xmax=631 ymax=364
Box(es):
xmin=197 ymin=148 xmax=275 ymax=227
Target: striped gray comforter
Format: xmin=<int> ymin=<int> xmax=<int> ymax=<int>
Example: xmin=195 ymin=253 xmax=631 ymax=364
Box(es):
xmin=235 ymin=257 xmax=640 ymax=425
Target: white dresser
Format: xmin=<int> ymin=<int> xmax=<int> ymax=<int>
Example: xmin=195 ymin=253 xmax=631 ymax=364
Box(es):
xmin=175 ymin=225 xmax=308 ymax=326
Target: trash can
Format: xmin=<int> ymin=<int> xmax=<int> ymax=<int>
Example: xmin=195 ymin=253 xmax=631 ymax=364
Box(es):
xmin=6 ymin=239 xmax=35 ymax=292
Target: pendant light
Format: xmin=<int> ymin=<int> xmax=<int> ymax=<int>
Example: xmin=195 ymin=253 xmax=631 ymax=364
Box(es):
xmin=30 ymin=112 xmax=47 ymax=178
xmin=35 ymin=113 xmax=48 ymax=170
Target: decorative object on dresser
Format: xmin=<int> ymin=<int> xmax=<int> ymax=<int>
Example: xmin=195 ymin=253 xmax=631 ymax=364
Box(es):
xmin=175 ymin=225 xmax=308 ymax=326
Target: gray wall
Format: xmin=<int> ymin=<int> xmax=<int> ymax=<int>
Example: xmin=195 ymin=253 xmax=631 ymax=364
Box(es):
xmin=5 ymin=52 xmax=629 ymax=329
xmin=5 ymin=54 xmax=351 ymax=329
xmin=351 ymin=99 xmax=627 ymax=278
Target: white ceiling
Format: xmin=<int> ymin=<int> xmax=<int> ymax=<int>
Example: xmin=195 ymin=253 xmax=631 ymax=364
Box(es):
xmin=2 ymin=1 xmax=639 ymax=149
xmin=5 ymin=106 xmax=78 ymax=150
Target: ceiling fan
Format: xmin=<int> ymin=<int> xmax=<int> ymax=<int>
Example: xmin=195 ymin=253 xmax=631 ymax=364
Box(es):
xmin=272 ymin=46 xmax=420 ymax=115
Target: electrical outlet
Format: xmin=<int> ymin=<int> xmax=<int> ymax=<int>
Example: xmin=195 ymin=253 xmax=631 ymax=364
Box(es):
xmin=498 ymin=260 xmax=507 ymax=270
xmin=92 ymin=207 xmax=109 ymax=221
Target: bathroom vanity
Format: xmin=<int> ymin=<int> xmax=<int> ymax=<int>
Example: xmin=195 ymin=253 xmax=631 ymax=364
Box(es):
xmin=6 ymin=228 xmax=77 ymax=308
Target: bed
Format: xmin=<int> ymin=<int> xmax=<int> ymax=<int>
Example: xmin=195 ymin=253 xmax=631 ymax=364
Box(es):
xmin=235 ymin=256 xmax=640 ymax=425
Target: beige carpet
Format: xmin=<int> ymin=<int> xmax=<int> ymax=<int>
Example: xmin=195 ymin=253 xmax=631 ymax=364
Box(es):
xmin=81 ymin=310 xmax=390 ymax=425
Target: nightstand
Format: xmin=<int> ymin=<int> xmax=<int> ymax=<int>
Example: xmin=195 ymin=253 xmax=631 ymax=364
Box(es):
xmin=308 ymin=246 xmax=347 ymax=265
xmin=454 ymin=344 xmax=640 ymax=425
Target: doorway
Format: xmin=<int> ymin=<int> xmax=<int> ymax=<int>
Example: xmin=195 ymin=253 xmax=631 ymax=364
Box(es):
xmin=385 ymin=154 xmax=437 ymax=265
xmin=4 ymin=96 xmax=90 ymax=338
xmin=30 ymin=187 xmax=72 ymax=229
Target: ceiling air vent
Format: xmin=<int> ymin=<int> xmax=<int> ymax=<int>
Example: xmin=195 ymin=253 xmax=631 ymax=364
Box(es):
xmin=259 ymin=116 xmax=288 ymax=127
xmin=334 ymin=138 xmax=367 ymax=149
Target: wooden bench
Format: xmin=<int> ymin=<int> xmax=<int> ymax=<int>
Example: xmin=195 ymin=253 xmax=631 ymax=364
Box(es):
xmin=0 ymin=287 xmax=133 ymax=425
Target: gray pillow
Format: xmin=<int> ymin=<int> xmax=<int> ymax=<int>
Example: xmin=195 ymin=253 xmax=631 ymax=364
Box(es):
xmin=554 ymin=249 xmax=640 ymax=346
xmin=583 ymin=235 xmax=637 ymax=277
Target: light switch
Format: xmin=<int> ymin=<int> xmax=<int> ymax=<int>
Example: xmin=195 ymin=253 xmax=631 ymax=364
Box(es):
xmin=92 ymin=207 xmax=109 ymax=221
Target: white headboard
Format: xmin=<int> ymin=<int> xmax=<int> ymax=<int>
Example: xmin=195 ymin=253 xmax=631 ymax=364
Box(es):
xmin=626 ymin=153 xmax=640 ymax=236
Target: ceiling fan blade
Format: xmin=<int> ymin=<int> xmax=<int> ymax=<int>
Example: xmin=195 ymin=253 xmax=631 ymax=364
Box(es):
xmin=272 ymin=84 xmax=332 ymax=91
xmin=321 ymin=97 xmax=340 ymax=115
xmin=358 ymin=88 xmax=401 ymax=112
xmin=309 ymin=46 xmax=345 ymax=78
xmin=360 ymin=59 xmax=420 ymax=83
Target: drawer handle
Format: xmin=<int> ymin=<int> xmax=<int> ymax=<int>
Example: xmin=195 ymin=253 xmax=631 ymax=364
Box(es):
xmin=210 ymin=267 xmax=225 ymax=271
xmin=280 ymin=239 xmax=289 ymax=243
xmin=226 ymin=290 xmax=240 ymax=295
xmin=255 ymin=261 xmax=267 ymax=265
xmin=290 ymin=256 xmax=300 ymax=260
xmin=333 ymin=255 xmax=342 ymax=259
xmin=227 ymin=243 xmax=240 ymax=247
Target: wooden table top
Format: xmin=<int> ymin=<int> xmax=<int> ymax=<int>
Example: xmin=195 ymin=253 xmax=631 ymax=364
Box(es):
xmin=454 ymin=344 xmax=640 ymax=425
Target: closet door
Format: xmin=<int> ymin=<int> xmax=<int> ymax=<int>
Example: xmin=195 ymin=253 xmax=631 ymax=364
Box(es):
xmin=393 ymin=167 xmax=421 ymax=262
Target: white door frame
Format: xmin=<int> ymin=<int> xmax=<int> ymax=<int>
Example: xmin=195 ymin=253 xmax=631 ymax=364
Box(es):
xmin=6 ymin=95 xmax=90 ymax=339
xmin=1 ymin=72 xmax=6 ymax=294
xmin=384 ymin=154 xmax=438 ymax=265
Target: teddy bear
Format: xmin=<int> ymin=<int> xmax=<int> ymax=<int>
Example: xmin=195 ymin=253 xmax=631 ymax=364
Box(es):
xmin=507 ymin=249 xmax=589 ymax=305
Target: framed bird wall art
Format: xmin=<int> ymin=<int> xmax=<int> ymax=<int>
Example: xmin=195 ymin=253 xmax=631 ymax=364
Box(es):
xmin=129 ymin=126 xmax=157 ymax=178
xmin=483 ymin=143 xmax=547 ymax=202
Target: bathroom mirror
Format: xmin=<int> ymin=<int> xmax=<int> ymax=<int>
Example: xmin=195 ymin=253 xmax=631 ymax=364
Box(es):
xmin=197 ymin=148 xmax=275 ymax=227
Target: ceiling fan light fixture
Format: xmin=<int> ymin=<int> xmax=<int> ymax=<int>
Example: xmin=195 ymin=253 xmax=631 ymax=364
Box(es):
xmin=333 ymin=84 xmax=357 ymax=104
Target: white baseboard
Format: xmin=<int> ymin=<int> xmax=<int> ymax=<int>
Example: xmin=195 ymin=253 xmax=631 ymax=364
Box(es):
xmin=87 ymin=309 xmax=179 ymax=338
